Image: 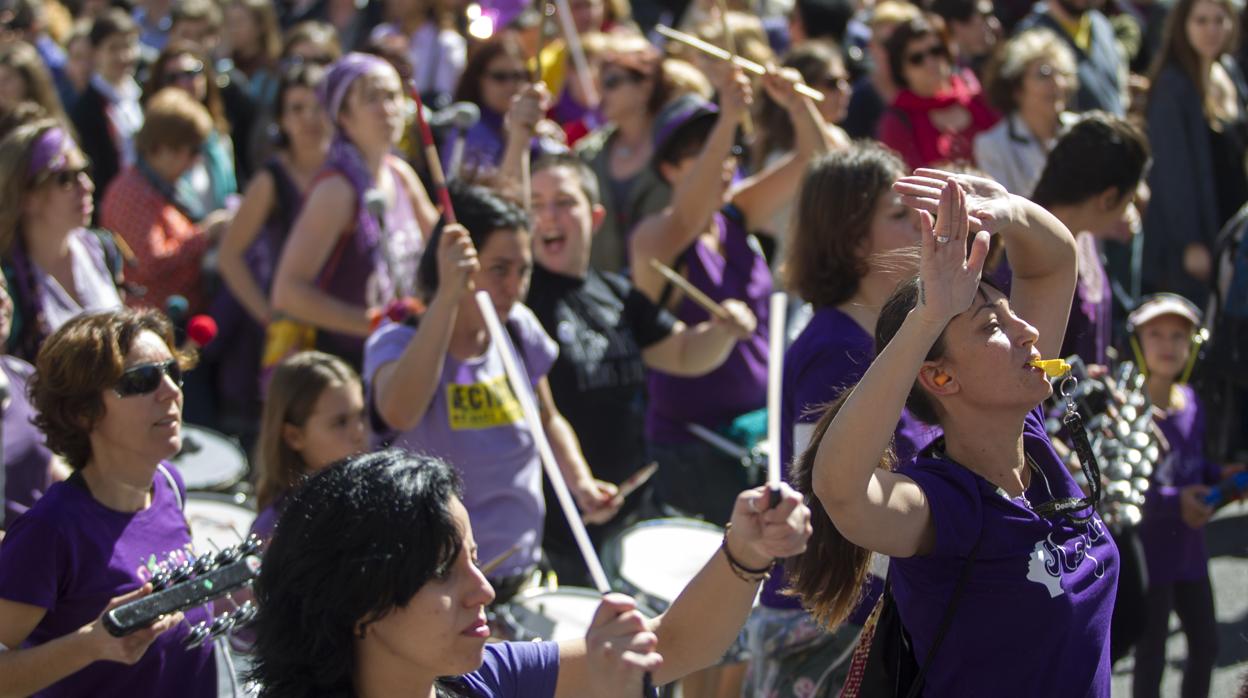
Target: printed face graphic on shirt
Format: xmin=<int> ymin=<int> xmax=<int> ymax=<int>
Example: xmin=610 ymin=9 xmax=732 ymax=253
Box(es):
xmin=446 ymin=375 xmax=524 ymax=430
xmin=1024 ymin=517 xmax=1108 ymax=598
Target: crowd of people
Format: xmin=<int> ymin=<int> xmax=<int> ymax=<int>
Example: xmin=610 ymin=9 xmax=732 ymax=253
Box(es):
xmin=0 ymin=0 xmax=1245 ymax=695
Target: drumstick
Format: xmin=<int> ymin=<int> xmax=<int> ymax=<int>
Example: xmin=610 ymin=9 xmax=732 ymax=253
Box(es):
xmin=656 ymin=25 xmax=824 ymax=102
xmin=648 ymin=258 xmax=731 ymax=321
xmin=474 ymin=291 xmax=612 ymax=594
xmin=766 ymin=292 xmax=786 ymax=506
xmin=712 ymin=0 xmax=754 ymax=139
xmin=407 ymin=81 xmax=457 ymax=224
xmin=616 ymin=462 xmax=659 ymax=500
xmin=553 ymin=0 xmax=600 ymax=108
xmin=481 ymin=543 xmax=523 ymax=576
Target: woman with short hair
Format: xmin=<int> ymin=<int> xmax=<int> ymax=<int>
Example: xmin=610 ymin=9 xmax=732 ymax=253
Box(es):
xmin=0 ymin=309 xmax=220 ymax=697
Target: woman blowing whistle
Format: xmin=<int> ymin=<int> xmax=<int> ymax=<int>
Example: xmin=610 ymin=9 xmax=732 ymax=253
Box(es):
xmin=788 ymin=171 xmax=1120 ymax=696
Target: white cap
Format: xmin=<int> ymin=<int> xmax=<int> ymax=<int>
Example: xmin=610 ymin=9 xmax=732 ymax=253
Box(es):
xmin=1127 ymin=293 xmax=1202 ymax=333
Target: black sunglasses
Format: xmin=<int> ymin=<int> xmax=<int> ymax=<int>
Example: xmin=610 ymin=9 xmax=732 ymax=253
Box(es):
xmin=602 ymin=71 xmax=643 ymax=91
xmin=906 ymin=44 xmax=950 ymax=66
xmin=485 ymin=70 xmax=529 ymax=84
xmin=115 ymin=359 xmax=183 ymax=397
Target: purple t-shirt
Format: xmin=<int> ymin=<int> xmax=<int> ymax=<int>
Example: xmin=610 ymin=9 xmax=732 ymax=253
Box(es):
xmin=1059 ymin=235 xmax=1111 ymax=366
xmin=457 ymin=640 xmax=560 ymax=697
xmin=645 ymin=209 xmax=771 ymax=443
xmin=891 ymin=408 xmax=1119 ymax=697
xmin=0 ymin=463 xmax=217 ymax=698
xmin=3 ymin=355 xmax=55 ymax=528
xmin=363 ymin=303 xmax=558 ymax=578
xmin=1138 ymin=385 xmax=1223 ymax=585
xmin=761 ymin=307 xmax=938 ymax=612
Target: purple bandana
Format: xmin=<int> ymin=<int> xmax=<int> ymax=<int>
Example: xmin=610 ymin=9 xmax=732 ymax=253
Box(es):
xmin=27 ymin=127 xmax=76 ymax=181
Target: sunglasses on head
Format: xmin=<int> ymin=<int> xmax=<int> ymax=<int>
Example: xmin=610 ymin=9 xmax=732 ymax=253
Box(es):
xmin=906 ymin=44 xmax=949 ymax=66
xmin=485 ymin=70 xmax=529 ymax=84
xmin=115 ymin=359 xmax=183 ymax=397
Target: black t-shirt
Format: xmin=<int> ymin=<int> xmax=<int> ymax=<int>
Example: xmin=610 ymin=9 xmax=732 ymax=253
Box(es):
xmin=526 ymin=264 xmax=677 ymax=483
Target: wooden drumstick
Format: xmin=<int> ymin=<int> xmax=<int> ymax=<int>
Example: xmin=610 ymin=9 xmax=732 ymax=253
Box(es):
xmin=480 ymin=543 xmax=523 ymax=576
xmin=655 ymin=25 xmax=824 ymax=102
xmin=647 ymin=258 xmax=731 ymax=321
xmin=766 ymin=292 xmax=786 ymax=507
xmin=474 ymin=291 xmax=612 ymax=594
xmin=553 ymin=0 xmax=600 ymax=108
xmin=712 ymin=0 xmax=754 ymax=140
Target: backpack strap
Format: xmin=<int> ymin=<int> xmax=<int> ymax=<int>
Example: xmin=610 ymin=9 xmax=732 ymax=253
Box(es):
xmin=904 ymin=534 xmax=983 ymax=698
xmin=156 ymin=463 xmax=184 ymax=512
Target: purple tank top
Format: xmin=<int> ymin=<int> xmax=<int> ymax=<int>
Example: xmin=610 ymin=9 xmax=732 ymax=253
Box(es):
xmin=317 ymin=160 xmax=425 ymax=366
xmin=645 ymin=209 xmax=771 ymax=443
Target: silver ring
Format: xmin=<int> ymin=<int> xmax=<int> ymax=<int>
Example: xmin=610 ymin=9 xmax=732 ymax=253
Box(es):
xmin=936 ymin=235 xmax=950 ymax=244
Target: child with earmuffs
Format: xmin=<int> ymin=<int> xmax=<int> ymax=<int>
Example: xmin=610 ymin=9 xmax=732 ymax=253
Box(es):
xmin=1129 ymin=293 xmax=1245 ymax=698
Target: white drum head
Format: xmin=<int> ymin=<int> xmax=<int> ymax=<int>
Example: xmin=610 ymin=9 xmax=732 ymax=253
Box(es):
xmin=617 ymin=519 xmax=723 ymax=607
xmin=173 ymin=426 xmax=249 ymax=491
xmin=509 ymin=588 xmax=606 ymax=643
xmin=185 ymin=494 xmax=257 ymax=554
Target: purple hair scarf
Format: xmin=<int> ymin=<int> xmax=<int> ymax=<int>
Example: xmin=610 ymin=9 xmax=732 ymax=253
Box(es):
xmin=27 ymin=127 xmax=76 ymax=181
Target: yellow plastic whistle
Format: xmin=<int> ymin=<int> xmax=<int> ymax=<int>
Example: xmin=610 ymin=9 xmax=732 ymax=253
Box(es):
xmin=1029 ymin=358 xmax=1071 ymax=378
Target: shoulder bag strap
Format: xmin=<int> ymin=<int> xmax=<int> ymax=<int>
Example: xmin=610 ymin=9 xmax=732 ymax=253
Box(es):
xmin=905 ymin=534 xmax=983 ymax=698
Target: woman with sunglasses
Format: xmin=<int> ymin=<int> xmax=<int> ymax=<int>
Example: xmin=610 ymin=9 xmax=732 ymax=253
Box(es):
xmin=877 ymin=16 xmax=998 ymax=170
xmin=573 ymin=34 xmax=707 ymax=274
xmin=0 ymin=119 xmax=125 ymax=362
xmin=447 ymin=36 xmax=532 ymax=176
xmin=789 ymin=172 xmax=1118 ymax=696
xmin=142 ymin=40 xmax=239 ymax=224
xmin=0 ymin=309 xmax=223 ymax=697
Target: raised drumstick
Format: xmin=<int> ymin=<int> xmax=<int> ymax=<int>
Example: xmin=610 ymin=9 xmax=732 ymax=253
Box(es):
xmin=408 ymin=81 xmax=457 ymax=224
xmin=656 ymin=25 xmax=824 ymax=102
xmin=766 ymin=292 xmax=786 ymax=506
xmin=648 ymin=258 xmax=732 ymax=321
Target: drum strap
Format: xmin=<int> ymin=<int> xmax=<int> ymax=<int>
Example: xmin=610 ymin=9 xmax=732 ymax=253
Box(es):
xmin=156 ymin=463 xmax=184 ymax=512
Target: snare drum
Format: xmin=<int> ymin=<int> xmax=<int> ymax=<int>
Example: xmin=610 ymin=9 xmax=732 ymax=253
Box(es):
xmin=185 ymin=493 xmax=257 ymax=553
xmin=603 ymin=518 xmax=725 ymax=613
xmin=494 ymin=587 xmax=660 ymax=644
xmin=173 ymin=425 xmax=249 ymax=492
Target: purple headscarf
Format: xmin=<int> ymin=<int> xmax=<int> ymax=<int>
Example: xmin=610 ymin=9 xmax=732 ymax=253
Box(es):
xmin=318 ymin=52 xmax=401 ymax=302
xmin=27 ymin=127 xmax=76 ymax=181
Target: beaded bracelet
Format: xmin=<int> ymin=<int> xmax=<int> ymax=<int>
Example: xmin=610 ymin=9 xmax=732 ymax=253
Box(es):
xmin=721 ymin=523 xmax=775 ymax=583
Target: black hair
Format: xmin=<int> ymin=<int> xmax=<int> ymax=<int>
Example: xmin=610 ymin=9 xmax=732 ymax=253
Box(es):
xmin=653 ymin=114 xmax=718 ymax=176
xmin=88 ymin=7 xmax=137 ymax=47
xmin=248 ymin=449 xmax=466 ymax=698
xmin=416 ymin=182 xmax=530 ymax=301
xmin=1030 ymin=111 xmax=1150 ymax=209
xmin=794 ymin=0 xmax=854 ymax=41
xmin=271 ymin=62 xmax=327 ymax=149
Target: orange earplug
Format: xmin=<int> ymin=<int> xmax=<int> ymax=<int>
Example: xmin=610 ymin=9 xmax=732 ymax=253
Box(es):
xmin=934 ymin=374 xmax=951 ymax=386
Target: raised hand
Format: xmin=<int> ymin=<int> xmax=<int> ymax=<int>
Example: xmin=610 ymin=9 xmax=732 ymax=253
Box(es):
xmin=725 ymin=483 xmax=811 ymax=570
xmin=716 ymin=66 xmax=753 ymax=122
xmin=506 ymin=82 xmax=551 ymax=139
xmin=894 ymin=168 xmax=1020 ymax=235
xmin=907 ymin=181 xmax=991 ymax=326
xmin=85 ymin=585 xmax=184 ymax=665
xmin=760 ymin=65 xmax=804 ymax=112
xmin=584 ymin=594 xmax=663 ymax=698
xmin=715 ymin=299 xmax=757 ymax=341
xmin=436 ymin=224 xmax=480 ymax=300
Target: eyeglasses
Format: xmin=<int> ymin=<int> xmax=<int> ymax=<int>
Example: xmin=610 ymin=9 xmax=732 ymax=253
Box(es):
xmin=485 ymin=70 xmax=530 ymax=84
xmin=602 ymin=71 xmax=644 ymax=91
xmin=114 ymin=359 xmax=183 ymax=397
xmin=906 ymin=44 xmax=950 ymax=66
